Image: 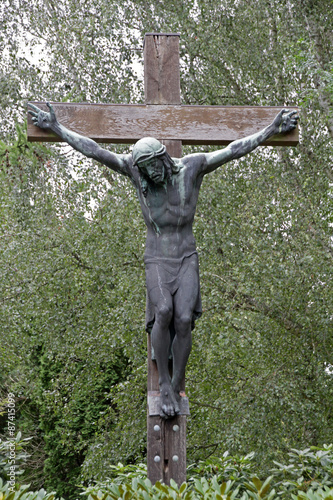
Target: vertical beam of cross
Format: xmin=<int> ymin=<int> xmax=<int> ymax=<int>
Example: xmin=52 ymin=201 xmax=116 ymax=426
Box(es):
xmin=144 ymin=33 xmax=187 ymax=487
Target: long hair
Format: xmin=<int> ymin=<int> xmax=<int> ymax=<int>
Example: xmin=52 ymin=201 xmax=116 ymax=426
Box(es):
xmin=139 ymin=152 xmax=180 ymax=197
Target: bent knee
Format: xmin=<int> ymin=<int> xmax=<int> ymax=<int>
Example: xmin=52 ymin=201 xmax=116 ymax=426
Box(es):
xmin=155 ymin=304 xmax=173 ymax=325
xmin=174 ymin=313 xmax=192 ymax=332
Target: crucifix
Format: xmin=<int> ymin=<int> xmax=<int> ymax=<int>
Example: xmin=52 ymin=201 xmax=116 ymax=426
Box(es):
xmin=27 ymin=33 xmax=298 ymax=486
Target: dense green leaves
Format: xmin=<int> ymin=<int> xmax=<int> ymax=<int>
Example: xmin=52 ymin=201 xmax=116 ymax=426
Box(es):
xmin=0 ymin=125 xmax=146 ymax=495
xmin=1 ymin=447 xmax=333 ymax=499
xmin=80 ymin=447 xmax=333 ymax=498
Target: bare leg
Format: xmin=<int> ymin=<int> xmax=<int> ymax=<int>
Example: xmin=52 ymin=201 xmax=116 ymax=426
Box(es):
xmin=171 ymin=321 xmax=192 ymax=399
xmin=149 ymin=288 xmax=180 ymax=418
xmin=172 ymin=258 xmax=199 ymax=397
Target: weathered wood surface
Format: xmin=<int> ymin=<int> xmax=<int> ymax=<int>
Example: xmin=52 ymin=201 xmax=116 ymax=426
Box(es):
xmin=144 ymin=33 xmax=181 ymax=105
xmin=27 ymin=103 xmax=299 ymax=147
xmin=147 ymin=415 xmax=187 ymax=486
xmin=145 ymin=33 xmax=187 ymax=488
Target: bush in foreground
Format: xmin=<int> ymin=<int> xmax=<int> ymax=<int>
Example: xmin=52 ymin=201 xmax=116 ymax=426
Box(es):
xmin=0 ymin=445 xmax=332 ymax=499
xmin=81 ymin=445 xmax=333 ymax=499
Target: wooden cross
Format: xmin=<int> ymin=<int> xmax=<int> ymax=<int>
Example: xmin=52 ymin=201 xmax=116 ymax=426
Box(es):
xmin=27 ymin=33 xmax=298 ymax=487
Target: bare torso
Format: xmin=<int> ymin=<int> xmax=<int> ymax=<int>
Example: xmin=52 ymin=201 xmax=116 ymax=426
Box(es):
xmin=132 ymin=156 xmax=205 ymax=260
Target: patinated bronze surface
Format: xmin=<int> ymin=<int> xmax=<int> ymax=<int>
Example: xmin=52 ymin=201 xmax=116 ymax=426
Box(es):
xmin=28 ymin=102 xmax=298 ymax=418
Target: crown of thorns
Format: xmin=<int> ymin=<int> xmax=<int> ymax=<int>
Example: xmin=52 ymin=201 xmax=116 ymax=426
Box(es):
xmin=132 ymin=137 xmax=166 ymax=167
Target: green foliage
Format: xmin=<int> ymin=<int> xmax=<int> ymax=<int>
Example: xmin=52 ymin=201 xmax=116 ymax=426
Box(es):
xmin=0 ymin=433 xmax=32 ymax=482
xmin=272 ymin=445 xmax=333 ymax=496
xmin=290 ymin=488 xmax=333 ymax=500
xmin=80 ymin=448 xmax=333 ymax=499
xmin=0 ymin=127 xmax=144 ymax=496
xmin=188 ymin=451 xmax=256 ymax=489
xmin=187 ymin=446 xmax=333 ymax=497
xmin=38 ymin=351 xmax=130 ymax=499
xmin=0 ymin=478 xmax=62 ymax=500
xmin=1 ymin=448 xmax=333 ymax=499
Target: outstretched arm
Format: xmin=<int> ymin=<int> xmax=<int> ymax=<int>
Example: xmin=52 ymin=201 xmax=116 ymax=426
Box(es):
xmin=200 ymin=109 xmax=298 ymax=175
xmin=28 ymin=103 xmax=129 ymax=175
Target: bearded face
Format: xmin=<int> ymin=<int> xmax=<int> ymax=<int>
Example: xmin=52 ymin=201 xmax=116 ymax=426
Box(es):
xmin=138 ymin=157 xmax=166 ymax=184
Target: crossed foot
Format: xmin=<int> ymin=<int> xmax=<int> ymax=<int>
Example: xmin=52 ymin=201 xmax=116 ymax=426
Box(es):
xmin=159 ymin=382 xmax=181 ymax=419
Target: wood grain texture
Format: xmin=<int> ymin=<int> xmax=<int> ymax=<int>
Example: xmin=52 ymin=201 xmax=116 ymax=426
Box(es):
xmin=27 ymin=103 xmax=299 ymax=147
xmin=144 ymin=34 xmax=181 ymax=105
xmin=147 ymin=415 xmax=164 ymax=484
xmin=164 ymin=416 xmax=186 ymax=486
xmin=145 ymin=34 xmax=187 ymax=488
xmin=147 ymin=415 xmax=187 ymax=486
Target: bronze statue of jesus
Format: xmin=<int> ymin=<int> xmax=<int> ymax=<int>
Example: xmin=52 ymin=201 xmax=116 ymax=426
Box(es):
xmin=28 ymin=103 xmax=298 ymax=418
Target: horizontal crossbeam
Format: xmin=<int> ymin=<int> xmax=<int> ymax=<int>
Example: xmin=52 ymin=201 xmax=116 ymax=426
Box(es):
xmin=27 ymin=102 xmax=298 ymax=146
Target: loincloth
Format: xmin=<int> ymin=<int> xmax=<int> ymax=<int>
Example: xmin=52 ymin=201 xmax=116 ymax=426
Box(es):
xmin=145 ymin=252 xmax=202 ymax=359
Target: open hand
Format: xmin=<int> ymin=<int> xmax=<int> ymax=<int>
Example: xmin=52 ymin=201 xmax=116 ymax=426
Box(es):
xmin=272 ymin=109 xmax=299 ymax=135
xmin=28 ymin=102 xmax=58 ymax=130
